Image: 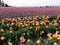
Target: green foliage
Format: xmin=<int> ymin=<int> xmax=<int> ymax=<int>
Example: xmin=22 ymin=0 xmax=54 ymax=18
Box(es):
xmin=0 ymin=16 xmax=60 ymax=45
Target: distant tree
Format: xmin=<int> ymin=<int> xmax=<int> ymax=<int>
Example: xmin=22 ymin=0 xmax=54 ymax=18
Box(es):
xmin=5 ymin=4 xmax=9 ymax=7
xmin=0 ymin=0 xmax=4 ymax=6
xmin=1 ymin=0 xmax=4 ymax=6
xmin=0 ymin=0 xmax=1 ymax=6
xmin=46 ymin=6 xmax=49 ymax=8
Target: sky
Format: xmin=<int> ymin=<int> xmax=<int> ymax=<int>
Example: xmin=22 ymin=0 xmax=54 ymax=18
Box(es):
xmin=3 ymin=0 xmax=60 ymax=7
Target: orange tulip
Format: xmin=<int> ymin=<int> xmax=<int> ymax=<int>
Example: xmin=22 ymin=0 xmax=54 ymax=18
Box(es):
xmin=22 ymin=25 xmax=25 ymax=27
xmin=11 ymin=20 xmax=14 ymax=23
xmin=57 ymin=37 xmax=60 ymax=41
xmin=25 ymin=24 xmax=28 ymax=26
xmin=0 ymin=36 xmax=5 ymax=41
xmin=9 ymin=27 xmax=13 ymax=31
xmin=9 ymin=31 xmax=12 ymax=34
xmin=42 ymin=31 xmax=44 ymax=33
xmin=10 ymin=23 xmax=14 ymax=26
xmin=7 ymin=24 xmax=9 ymax=26
xmin=36 ymin=21 xmax=39 ymax=26
xmin=45 ymin=16 xmax=49 ymax=20
xmin=1 ymin=19 xmax=4 ymax=24
xmin=42 ymin=15 xmax=45 ymax=19
xmin=47 ymin=33 xmax=52 ymax=40
xmin=53 ymin=34 xmax=58 ymax=38
xmin=55 ymin=31 xmax=59 ymax=34
xmin=0 ymin=29 xmax=4 ymax=32
xmin=45 ymin=25 xmax=48 ymax=28
xmin=54 ymin=22 xmax=58 ymax=26
xmin=27 ymin=39 xmax=30 ymax=43
xmin=19 ymin=36 xmax=25 ymax=42
xmin=54 ymin=42 xmax=58 ymax=45
xmin=32 ymin=23 xmax=35 ymax=25
xmin=30 ymin=26 xmax=32 ymax=29
xmin=37 ymin=26 xmax=41 ymax=30
xmin=8 ymin=42 xmax=12 ymax=45
xmin=49 ymin=22 xmax=52 ymax=25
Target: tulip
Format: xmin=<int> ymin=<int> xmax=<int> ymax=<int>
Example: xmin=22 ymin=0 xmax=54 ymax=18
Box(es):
xmin=54 ymin=22 xmax=58 ymax=26
xmin=27 ymin=39 xmax=30 ymax=43
xmin=54 ymin=42 xmax=58 ymax=45
xmin=19 ymin=36 xmax=25 ymax=42
xmin=0 ymin=29 xmax=4 ymax=32
xmin=0 ymin=36 xmax=5 ymax=41
xmin=36 ymin=40 xmax=41 ymax=44
xmin=8 ymin=42 xmax=12 ymax=45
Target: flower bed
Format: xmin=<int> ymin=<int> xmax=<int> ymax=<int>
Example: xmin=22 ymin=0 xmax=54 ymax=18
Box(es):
xmin=0 ymin=15 xmax=60 ymax=45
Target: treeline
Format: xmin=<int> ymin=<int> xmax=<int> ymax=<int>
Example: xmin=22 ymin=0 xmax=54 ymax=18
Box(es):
xmin=0 ymin=0 xmax=9 ymax=7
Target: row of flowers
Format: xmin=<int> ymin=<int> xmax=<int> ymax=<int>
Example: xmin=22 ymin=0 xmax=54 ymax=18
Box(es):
xmin=0 ymin=15 xmax=60 ymax=45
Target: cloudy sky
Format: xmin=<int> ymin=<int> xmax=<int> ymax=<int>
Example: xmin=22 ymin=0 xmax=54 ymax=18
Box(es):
xmin=4 ymin=0 xmax=60 ymax=6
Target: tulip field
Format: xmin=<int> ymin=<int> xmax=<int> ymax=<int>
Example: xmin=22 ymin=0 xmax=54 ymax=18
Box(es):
xmin=0 ymin=7 xmax=60 ymax=45
xmin=0 ymin=7 xmax=60 ymax=18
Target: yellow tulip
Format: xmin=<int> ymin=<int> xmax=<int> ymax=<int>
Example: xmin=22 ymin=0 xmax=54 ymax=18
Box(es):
xmin=36 ymin=40 xmax=41 ymax=44
xmin=54 ymin=42 xmax=58 ymax=45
